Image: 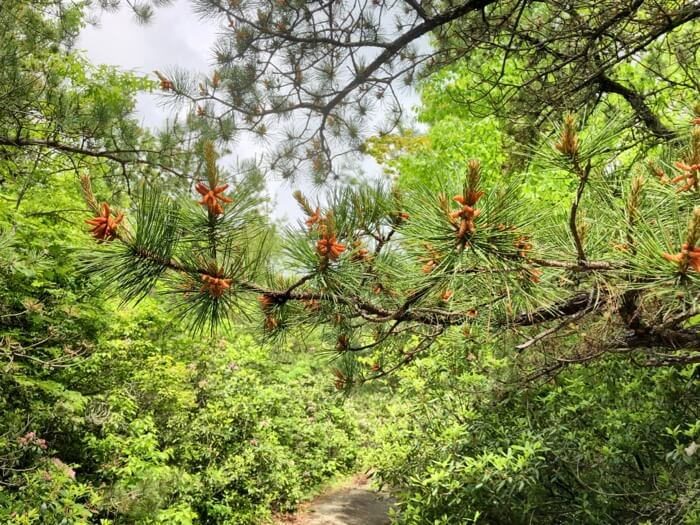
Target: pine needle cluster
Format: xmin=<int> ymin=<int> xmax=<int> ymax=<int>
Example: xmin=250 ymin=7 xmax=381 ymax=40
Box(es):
xmin=80 ymin=117 xmax=700 ymax=383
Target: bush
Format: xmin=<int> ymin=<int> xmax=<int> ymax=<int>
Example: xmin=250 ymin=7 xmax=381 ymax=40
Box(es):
xmin=369 ymin=343 xmax=700 ymax=524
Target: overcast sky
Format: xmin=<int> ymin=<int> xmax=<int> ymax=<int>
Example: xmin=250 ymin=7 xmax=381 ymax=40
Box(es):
xmin=80 ymin=0 xmax=213 ymax=128
xmin=78 ymin=0 xmax=420 ymax=221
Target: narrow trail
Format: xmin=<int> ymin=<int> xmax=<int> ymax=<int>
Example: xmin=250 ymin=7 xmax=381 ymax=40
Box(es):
xmin=275 ymin=474 xmax=395 ymax=525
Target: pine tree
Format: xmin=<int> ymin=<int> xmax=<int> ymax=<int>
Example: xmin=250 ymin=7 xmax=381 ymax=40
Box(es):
xmin=0 ymin=0 xmax=193 ymax=196
xmin=81 ymin=111 xmax=700 ymax=386
xmin=147 ymin=0 xmax=700 ymax=179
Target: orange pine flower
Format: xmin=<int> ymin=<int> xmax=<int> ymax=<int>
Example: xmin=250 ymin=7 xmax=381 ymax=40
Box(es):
xmin=391 ymin=210 xmax=410 ymax=224
xmin=154 ymin=70 xmax=174 ymax=91
xmin=670 ymin=162 xmax=700 ymax=193
xmin=85 ymin=203 xmax=123 ymax=241
xmin=649 ymin=160 xmax=670 ymax=184
xmin=351 ymin=242 xmax=370 ymax=262
xmin=258 ymin=294 xmax=275 ymax=312
xmin=450 ymin=192 xmax=483 ymax=239
xmin=195 ymin=182 xmax=233 ymax=215
xmin=264 ymin=315 xmax=279 ymax=331
xmin=317 ymin=234 xmax=346 ymax=260
xmin=514 ymin=236 xmax=533 ymax=258
xmin=441 ymin=289 xmax=453 ymax=302
xmin=527 ymin=268 xmax=543 ymax=283
xmin=453 ymin=193 xmax=484 ymax=208
xmin=305 ymin=206 xmax=322 ymax=227
xmin=467 ymin=191 xmax=486 ymax=207
xmin=200 ymin=273 xmax=232 ymax=298
xmin=663 ymin=243 xmax=700 ymax=272
xmin=683 ymin=254 xmax=700 ymax=272
xmin=305 ymin=299 xmax=321 ymax=311
xmin=692 ymin=117 xmax=700 ymax=126
xmin=422 ymin=259 xmax=437 ymax=274
xmin=662 ymin=252 xmax=685 ymax=264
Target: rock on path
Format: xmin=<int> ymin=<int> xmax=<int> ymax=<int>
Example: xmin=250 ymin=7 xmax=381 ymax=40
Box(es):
xmin=276 ymin=475 xmax=395 ymax=525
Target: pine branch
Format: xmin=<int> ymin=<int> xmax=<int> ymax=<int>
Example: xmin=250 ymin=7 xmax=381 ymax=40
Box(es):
xmin=569 ymin=159 xmax=591 ymax=264
xmin=0 ymin=136 xmax=187 ymax=179
xmin=620 ymin=328 xmax=700 ymax=350
xmin=78 ymin=120 xmax=700 ymax=377
xmin=597 ymin=74 xmax=677 ymax=141
xmin=511 ymin=292 xmax=604 ymax=327
xmin=515 ymin=302 xmax=595 ymax=352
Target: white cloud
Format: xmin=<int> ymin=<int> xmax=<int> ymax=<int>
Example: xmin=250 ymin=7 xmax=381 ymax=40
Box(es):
xmin=79 ymin=0 xmax=213 ymax=129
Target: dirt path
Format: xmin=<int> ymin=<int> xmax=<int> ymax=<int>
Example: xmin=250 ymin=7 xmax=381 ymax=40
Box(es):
xmin=275 ymin=474 xmax=395 ymax=525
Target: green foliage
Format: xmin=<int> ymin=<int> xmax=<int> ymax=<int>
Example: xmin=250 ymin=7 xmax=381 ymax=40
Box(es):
xmin=360 ymin=51 xmax=700 ymax=524
xmin=367 ymin=117 xmax=506 ymax=191
xmin=4 ymin=4 xmax=700 ymax=525
xmin=0 ymin=0 xmax=205 ymax=198
xmin=369 ymin=346 xmax=700 ymax=524
xmin=0 ymin=173 xmax=361 ymax=523
xmin=352 ymin=58 xmax=700 ymax=524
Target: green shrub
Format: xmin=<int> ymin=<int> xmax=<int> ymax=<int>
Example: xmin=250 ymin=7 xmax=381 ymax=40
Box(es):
xmin=370 ymin=344 xmax=700 ymax=524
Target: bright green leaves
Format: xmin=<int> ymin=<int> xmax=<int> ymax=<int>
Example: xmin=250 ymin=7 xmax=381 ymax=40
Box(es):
xmin=368 ymin=116 xmax=506 ymax=192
